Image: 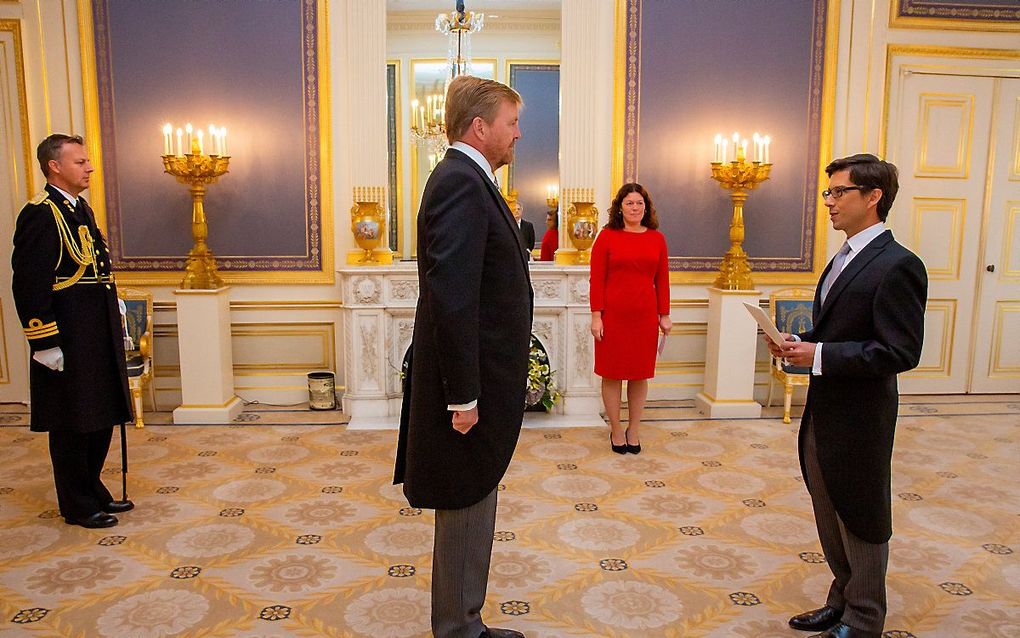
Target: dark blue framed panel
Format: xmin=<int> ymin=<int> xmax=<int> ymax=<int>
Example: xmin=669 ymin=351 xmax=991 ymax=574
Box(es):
xmin=621 ymin=0 xmax=836 ymax=276
xmin=508 ymin=63 xmax=559 ymax=247
xmin=85 ymin=0 xmax=331 ymax=283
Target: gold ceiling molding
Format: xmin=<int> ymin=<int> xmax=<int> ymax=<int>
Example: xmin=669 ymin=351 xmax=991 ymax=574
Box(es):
xmin=889 ymin=0 xmax=1020 ymax=32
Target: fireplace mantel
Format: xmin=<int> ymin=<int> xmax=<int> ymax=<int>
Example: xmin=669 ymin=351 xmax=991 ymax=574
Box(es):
xmin=338 ymin=263 xmax=601 ymax=429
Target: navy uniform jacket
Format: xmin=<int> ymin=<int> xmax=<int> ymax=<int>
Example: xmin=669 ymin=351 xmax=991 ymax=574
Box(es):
xmin=11 ymin=184 xmax=132 ymax=433
xmin=394 ymin=148 xmax=534 ymax=510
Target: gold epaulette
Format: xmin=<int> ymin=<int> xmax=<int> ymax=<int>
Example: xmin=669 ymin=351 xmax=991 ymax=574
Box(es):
xmin=28 ymin=191 xmax=49 ymax=206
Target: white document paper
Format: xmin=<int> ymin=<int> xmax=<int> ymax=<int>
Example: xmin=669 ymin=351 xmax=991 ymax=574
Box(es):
xmin=657 ymin=332 xmax=667 ymax=356
xmin=743 ymin=302 xmax=785 ymax=345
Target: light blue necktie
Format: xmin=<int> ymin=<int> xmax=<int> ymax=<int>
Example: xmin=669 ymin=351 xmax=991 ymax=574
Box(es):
xmin=820 ymin=242 xmax=851 ymax=304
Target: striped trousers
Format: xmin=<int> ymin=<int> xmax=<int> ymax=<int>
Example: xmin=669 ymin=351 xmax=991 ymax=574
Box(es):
xmin=803 ymin=420 xmax=889 ymax=633
xmin=432 ymin=488 xmax=498 ymax=638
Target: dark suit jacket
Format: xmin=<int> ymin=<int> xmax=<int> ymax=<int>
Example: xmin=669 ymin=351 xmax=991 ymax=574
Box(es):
xmin=11 ymin=184 xmax=132 ymax=433
xmin=520 ymin=219 xmax=536 ymax=252
xmin=394 ymin=148 xmax=534 ymax=510
xmin=798 ymin=230 xmax=927 ymax=544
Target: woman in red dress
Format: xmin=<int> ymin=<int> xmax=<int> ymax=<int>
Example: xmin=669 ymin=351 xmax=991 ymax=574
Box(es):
xmin=589 ymin=183 xmax=671 ymax=454
xmin=539 ymin=208 xmax=558 ymax=261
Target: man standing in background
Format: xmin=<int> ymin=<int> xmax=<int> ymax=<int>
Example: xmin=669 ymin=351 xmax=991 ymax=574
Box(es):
xmin=12 ymin=134 xmax=134 ymax=529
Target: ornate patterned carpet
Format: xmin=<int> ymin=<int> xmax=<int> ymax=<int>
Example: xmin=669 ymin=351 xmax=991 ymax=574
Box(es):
xmin=0 ymin=396 xmax=1017 ymax=637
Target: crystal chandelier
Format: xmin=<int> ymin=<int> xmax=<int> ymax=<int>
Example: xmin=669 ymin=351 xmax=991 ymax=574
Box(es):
xmin=410 ymin=1 xmax=484 ymax=157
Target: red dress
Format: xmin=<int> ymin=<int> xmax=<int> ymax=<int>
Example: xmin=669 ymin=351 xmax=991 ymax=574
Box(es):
xmin=589 ymin=228 xmax=670 ymax=379
xmin=539 ymin=228 xmax=558 ymax=261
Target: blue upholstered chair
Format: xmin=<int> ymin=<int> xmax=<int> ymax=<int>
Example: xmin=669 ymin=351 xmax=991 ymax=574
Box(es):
xmin=119 ymin=287 xmax=154 ymax=428
xmin=766 ymin=287 xmax=815 ymax=423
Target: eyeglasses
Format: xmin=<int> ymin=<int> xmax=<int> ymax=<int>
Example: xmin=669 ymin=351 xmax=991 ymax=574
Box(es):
xmin=821 ymin=185 xmax=864 ymax=200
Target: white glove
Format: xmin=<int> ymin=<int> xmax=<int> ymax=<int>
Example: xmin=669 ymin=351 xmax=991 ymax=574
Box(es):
xmin=118 ymin=298 xmax=127 ymax=316
xmin=33 ymin=347 xmax=64 ymax=371
xmin=124 ymin=335 xmax=135 ymax=351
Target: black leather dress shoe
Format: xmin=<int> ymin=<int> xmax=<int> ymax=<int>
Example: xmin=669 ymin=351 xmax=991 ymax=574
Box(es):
xmin=64 ymin=512 xmax=118 ymax=528
xmin=809 ymin=622 xmax=881 ymax=638
xmin=479 ymin=628 xmax=525 ymax=638
xmin=626 ymin=443 xmax=641 ymax=454
xmin=790 ymin=605 xmax=843 ymax=631
xmin=103 ymin=500 xmax=134 ymax=514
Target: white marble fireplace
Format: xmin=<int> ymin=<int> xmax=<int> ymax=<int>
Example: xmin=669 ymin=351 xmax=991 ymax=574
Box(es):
xmin=338 ymin=263 xmax=601 ymax=429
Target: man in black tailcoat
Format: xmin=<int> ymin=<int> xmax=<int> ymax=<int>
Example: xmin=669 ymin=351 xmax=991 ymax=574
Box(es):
xmin=768 ymin=154 xmax=927 ymax=638
xmin=394 ymin=75 xmax=533 ymax=638
xmin=12 ymin=134 xmax=133 ymax=529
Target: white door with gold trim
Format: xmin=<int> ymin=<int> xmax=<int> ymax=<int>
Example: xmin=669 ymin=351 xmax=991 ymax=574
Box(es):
xmin=970 ymin=78 xmax=1020 ymax=393
xmin=889 ymin=72 xmax=994 ymax=393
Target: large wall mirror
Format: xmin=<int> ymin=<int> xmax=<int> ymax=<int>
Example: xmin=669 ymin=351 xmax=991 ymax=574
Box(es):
xmin=386 ymin=2 xmax=561 ymax=259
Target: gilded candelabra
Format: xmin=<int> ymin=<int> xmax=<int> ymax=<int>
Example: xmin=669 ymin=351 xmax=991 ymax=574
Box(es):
xmin=161 ymin=139 xmax=230 ymax=289
xmin=709 ymin=145 xmax=771 ymax=290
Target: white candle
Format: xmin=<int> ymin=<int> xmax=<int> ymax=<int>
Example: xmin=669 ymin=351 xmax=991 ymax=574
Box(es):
xmin=185 ymin=123 xmax=193 ymax=154
xmin=162 ymin=123 xmax=171 ymax=155
xmin=752 ymin=132 xmax=761 ymax=162
xmin=175 ymin=128 xmax=183 ymax=156
xmin=221 ymin=128 xmax=227 ymax=155
xmin=714 ymin=133 xmax=722 ymax=163
xmin=196 ymin=129 xmax=204 ymax=155
xmin=764 ymin=136 xmax=771 ymax=163
xmin=721 ymin=139 xmax=728 ymax=164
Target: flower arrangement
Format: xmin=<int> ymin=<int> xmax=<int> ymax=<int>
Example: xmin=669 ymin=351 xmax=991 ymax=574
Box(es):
xmin=526 ymin=335 xmax=561 ymax=410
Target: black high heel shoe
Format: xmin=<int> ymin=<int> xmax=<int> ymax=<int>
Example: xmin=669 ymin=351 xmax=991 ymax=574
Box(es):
xmin=610 ymin=434 xmax=628 ymax=455
xmin=625 ymin=429 xmax=641 ymax=454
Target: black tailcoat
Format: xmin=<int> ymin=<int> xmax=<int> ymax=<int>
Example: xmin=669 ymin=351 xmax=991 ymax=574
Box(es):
xmin=798 ymin=230 xmax=927 ymax=544
xmin=11 ymin=184 xmax=132 ymax=433
xmin=394 ymin=148 xmax=534 ymax=510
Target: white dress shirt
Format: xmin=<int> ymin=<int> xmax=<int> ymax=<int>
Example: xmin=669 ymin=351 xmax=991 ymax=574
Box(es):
xmin=800 ymin=221 xmax=887 ymax=375
xmin=51 ymin=184 xmax=79 ymax=208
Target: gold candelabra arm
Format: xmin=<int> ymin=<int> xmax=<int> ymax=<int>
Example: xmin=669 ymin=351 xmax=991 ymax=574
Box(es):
xmin=708 ymin=159 xmax=772 ymax=290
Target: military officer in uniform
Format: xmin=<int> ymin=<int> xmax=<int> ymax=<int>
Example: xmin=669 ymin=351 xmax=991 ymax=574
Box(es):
xmin=11 ymin=133 xmax=134 ymax=528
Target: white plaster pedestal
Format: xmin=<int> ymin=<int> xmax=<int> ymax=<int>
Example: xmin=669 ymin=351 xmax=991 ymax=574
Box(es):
xmin=338 ymin=263 xmax=602 ymax=429
xmin=172 ymin=287 xmax=242 ymax=424
xmin=695 ymin=287 xmax=763 ymax=418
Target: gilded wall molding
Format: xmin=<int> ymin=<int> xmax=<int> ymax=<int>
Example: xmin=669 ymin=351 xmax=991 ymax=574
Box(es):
xmin=79 ymin=0 xmax=335 ymax=285
xmin=890 ymin=0 xmax=1020 ymax=32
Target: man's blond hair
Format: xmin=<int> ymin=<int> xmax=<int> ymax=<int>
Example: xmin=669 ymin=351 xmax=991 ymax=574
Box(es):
xmin=444 ymin=75 xmax=522 ymax=144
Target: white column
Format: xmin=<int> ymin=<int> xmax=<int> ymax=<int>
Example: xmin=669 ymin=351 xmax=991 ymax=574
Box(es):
xmin=331 ymin=0 xmax=392 ymax=263
xmin=557 ymin=0 xmax=615 ymax=263
xmin=695 ymin=288 xmax=763 ymax=418
xmin=172 ymin=287 xmax=243 ymax=424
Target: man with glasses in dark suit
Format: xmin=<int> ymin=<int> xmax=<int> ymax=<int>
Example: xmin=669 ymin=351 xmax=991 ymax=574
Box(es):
xmin=766 ymin=154 xmax=927 ymax=638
